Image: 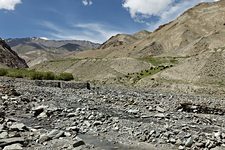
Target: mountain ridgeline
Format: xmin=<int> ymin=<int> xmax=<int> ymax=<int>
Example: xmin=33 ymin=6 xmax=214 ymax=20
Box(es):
xmin=6 ymin=37 xmax=100 ymax=67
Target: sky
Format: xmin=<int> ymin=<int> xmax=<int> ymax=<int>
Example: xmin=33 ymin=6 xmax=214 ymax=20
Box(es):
xmin=0 ymin=0 xmax=220 ymax=43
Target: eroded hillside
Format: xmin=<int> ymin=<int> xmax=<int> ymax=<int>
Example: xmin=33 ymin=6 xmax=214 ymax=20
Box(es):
xmin=0 ymin=38 xmax=28 ymax=68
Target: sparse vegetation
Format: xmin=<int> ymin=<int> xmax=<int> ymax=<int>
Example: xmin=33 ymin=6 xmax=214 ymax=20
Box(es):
xmin=57 ymin=73 xmax=74 ymax=81
xmin=0 ymin=68 xmax=8 ymax=76
xmin=114 ymin=64 xmax=174 ymax=84
xmin=113 ymin=56 xmax=180 ymax=84
xmin=140 ymin=56 xmax=179 ymax=66
xmin=0 ymin=68 xmax=74 ymax=81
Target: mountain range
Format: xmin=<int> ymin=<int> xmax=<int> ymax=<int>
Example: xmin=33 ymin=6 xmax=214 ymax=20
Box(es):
xmin=5 ymin=37 xmax=100 ymax=67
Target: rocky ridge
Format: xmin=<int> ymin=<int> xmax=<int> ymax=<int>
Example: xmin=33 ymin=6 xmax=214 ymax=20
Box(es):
xmin=0 ymin=38 xmax=28 ymax=68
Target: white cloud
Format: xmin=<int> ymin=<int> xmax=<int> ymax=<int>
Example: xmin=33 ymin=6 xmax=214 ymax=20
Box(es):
xmin=123 ymin=0 xmax=174 ymax=18
xmin=123 ymin=0 xmax=220 ymax=30
xmin=0 ymin=0 xmax=21 ymax=10
xmin=40 ymin=21 xmax=122 ymax=43
xmin=82 ymin=0 xmax=93 ymax=6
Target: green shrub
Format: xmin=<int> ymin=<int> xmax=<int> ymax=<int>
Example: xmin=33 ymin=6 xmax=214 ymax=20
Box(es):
xmin=43 ymin=72 xmax=55 ymax=80
xmin=6 ymin=69 xmax=25 ymax=78
xmin=30 ymin=71 xmax=45 ymax=80
xmin=0 ymin=68 xmax=74 ymax=81
xmin=57 ymin=73 xmax=74 ymax=81
xmin=0 ymin=68 xmax=8 ymax=76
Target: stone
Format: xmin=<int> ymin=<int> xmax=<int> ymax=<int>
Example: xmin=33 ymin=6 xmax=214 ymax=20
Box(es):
xmin=195 ymin=142 xmax=204 ymax=147
xmin=113 ymin=126 xmax=119 ymax=131
xmin=39 ymin=134 xmax=50 ymax=143
xmin=212 ymin=146 xmax=225 ymax=150
xmin=176 ymin=139 xmax=182 ymax=145
xmin=154 ymin=113 xmax=165 ymax=118
xmin=83 ymin=121 xmax=91 ymax=128
xmin=148 ymin=106 xmax=154 ymax=111
xmin=127 ymin=109 xmax=139 ymax=114
xmin=156 ymin=106 xmax=165 ymax=113
xmin=32 ymin=105 xmax=48 ymax=117
xmin=88 ymin=115 xmax=94 ymax=120
xmin=48 ymin=129 xmax=59 ymax=139
xmin=149 ymin=130 xmax=155 ymax=136
xmin=93 ymin=121 xmax=102 ymax=126
xmin=221 ymin=133 xmax=225 ymax=139
xmin=10 ymin=123 xmax=27 ymax=131
xmin=0 ymin=137 xmax=24 ymax=147
xmin=73 ymin=137 xmax=85 ymax=148
xmin=37 ymin=112 xmax=48 ymax=118
xmin=2 ymin=95 xmax=8 ymax=100
xmin=214 ymin=132 xmax=221 ymax=139
xmin=0 ymin=132 xmax=8 ymax=139
xmin=67 ymin=113 xmax=77 ymax=118
xmin=66 ymin=126 xmax=79 ymax=132
xmin=55 ymin=131 xmax=64 ymax=139
xmin=178 ymin=145 xmax=185 ymax=150
xmin=64 ymin=132 xmax=71 ymax=137
xmin=0 ymin=124 xmax=5 ymax=131
xmin=169 ymin=138 xmax=176 ymax=144
xmin=185 ymin=137 xmax=193 ymax=147
xmin=76 ymin=108 xmax=81 ymax=112
xmin=3 ymin=143 xmax=23 ymax=150
xmin=0 ymin=112 xmax=5 ymax=119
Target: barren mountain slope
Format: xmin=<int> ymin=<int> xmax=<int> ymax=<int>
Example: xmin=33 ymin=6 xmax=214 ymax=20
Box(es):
xmin=141 ymin=46 xmax=225 ymax=86
xmin=74 ymin=0 xmax=225 ymax=59
xmin=34 ymin=0 xmax=225 ymax=87
xmin=33 ymin=57 xmax=152 ymax=81
xmin=72 ymin=30 xmax=152 ymax=58
xmin=0 ymin=39 xmax=28 ymax=68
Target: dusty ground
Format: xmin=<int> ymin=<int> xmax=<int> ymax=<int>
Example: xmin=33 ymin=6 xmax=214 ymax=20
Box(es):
xmin=1 ymin=78 xmax=225 ymax=150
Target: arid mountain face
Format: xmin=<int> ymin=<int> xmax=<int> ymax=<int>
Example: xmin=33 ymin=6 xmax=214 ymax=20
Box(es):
xmin=6 ymin=37 xmax=100 ymax=67
xmin=34 ymin=0 xmax=225 ymax=87
xmin=0 ymin=38 xmax=28 ymax=68
xmin=75 ymin=0 xmax=225 ymax=59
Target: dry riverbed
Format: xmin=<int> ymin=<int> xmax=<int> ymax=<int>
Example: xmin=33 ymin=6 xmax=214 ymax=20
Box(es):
xmin=0 ymin=78 xmax=225 ymax=150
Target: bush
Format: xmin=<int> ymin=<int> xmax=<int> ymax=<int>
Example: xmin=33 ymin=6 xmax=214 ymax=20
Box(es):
xmin=0 ymin=68 xmax=74 ymax=81
xmin=6 ymin=69 xmax=25 ymax=78
xmin=30 ymin=71 xmax=45 ymax=80
xmin=43 ymin=72 xmax=55 ymax=80
xmin=57 ymin=73 xmax=74 ymax=81
xmin=0 ymin=68 xmax=8 ymax=76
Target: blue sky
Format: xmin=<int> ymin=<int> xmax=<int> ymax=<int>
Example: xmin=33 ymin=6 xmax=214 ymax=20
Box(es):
xmin=0 ymin=0 xmax=219 ymax=43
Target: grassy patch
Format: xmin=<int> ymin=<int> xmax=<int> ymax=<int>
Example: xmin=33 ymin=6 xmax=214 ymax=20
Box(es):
xmin=126 ymin=65 xmax=172 ymax=81
xmin=57 ymin=73 xmax=74 ymax=81
xmin=48 ymin=58 xmax=81 ymax=63
xmin=115 ymin=64 xmax=174 ymax=85
xmin=0 ymin=68 xmax=8 ymax=76
xmin=140 ymin=56 xmax=179 ymax=66
xmin=0 ymin=68 xmax=74 ymax=81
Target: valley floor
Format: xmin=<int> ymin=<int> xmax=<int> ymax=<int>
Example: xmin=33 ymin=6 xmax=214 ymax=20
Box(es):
xmin=0 ymin=77 xmax=225 ymax=150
